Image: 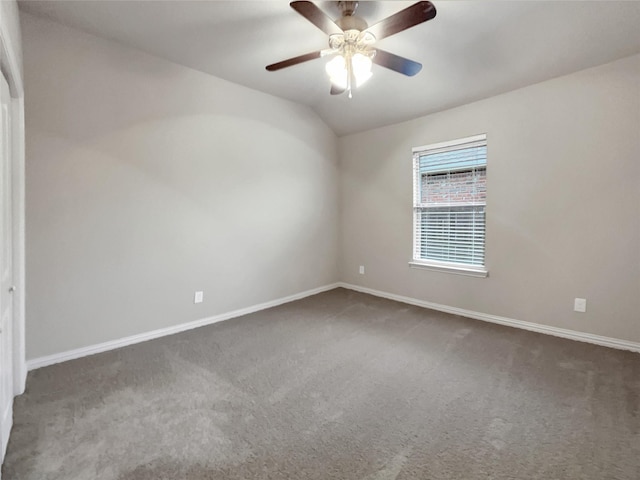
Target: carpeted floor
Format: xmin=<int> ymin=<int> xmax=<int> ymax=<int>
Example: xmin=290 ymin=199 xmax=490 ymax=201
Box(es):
xmin=2 ymin=288 xmax=639 ymax=479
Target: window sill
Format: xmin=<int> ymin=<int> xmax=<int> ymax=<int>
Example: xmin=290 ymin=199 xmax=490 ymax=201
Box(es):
xmin=409 ymin=260 xmax=488 ymax=278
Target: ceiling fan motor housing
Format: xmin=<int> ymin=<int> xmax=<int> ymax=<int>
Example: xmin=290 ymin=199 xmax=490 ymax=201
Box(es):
xmin=336 ymin=15 xmax=367 ymax=31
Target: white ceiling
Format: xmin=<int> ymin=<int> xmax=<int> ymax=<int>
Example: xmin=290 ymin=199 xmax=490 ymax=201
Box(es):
xmin=18 ymin=1 xmax=640 ymax=136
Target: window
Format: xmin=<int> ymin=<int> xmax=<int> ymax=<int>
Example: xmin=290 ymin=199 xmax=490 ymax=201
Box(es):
xmin=411 ymin=134 xmax=487 ymax=277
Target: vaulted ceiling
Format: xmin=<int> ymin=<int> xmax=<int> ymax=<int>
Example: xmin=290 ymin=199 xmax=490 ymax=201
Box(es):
xmin=18 ymin=1 xmax=640 ymax=135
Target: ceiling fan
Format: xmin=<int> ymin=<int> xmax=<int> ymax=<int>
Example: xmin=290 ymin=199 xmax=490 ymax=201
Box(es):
xmin=266 ymin=1 xmax=437 ymax=98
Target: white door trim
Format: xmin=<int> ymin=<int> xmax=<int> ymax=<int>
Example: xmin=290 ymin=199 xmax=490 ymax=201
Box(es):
xmin=1 ymin=7 xmax=26 ymax=398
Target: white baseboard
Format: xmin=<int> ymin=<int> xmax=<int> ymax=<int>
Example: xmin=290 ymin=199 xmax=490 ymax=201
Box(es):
xmin=26 ymin=280 xmax=639 ymax=371
xmin=27 ymin=283 xmax=341 ymax=371
xmin=338 ymin=282 xmax=640 ymax=353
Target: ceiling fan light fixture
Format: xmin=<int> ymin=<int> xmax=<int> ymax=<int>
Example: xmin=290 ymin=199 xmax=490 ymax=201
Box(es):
xmin=325 ymin=52 xmax=372 ymax=91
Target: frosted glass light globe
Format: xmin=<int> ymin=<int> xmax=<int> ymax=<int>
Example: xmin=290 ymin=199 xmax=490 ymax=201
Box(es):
xmin=325 ymin=55 xmax=348 ymax=89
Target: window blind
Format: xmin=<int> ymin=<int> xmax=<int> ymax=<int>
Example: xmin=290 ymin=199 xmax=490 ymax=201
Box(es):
xmin=413 ymin=135 xmax=487 ymax=268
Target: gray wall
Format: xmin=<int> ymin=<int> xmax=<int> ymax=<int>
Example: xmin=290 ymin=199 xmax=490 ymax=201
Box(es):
xmin=23 ymin=14 xmax=339 ymax=359
xmin=339 ymin=54 xmax=640 ymax=343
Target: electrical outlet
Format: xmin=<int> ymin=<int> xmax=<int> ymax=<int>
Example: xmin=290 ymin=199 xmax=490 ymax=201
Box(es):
xmin=359 ymin=265 xmax=365 ymax=275
xmin=574 ymin=298 xmax=586 ymax=313
xmin=194 ymin=291 xmax=204 ymax=304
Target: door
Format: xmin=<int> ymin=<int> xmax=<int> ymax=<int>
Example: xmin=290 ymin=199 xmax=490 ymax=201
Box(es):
xmin=0 ymin=71 xmax=14 ymax=463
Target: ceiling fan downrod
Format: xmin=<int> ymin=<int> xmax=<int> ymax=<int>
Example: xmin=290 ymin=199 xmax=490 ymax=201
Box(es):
xmin=337 ymin=1 xmax=358 ymax=17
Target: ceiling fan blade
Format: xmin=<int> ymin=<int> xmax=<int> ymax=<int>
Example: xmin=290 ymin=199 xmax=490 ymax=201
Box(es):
xmin=364 ymin=1 xmax=436 ymax=41
xmin=330 ymin=84 xmax=346 ymax=95
xmin=266 ymin=50 xmax=325 ymax=71
xmin=290 ymin=1 xmax=343 ymax=36
xmin=373 ymin=49 xmax=422 ymax=76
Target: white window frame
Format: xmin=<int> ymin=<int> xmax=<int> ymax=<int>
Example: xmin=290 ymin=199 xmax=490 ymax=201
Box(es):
xmin=409 ymin=134 xmax=488 ymax=278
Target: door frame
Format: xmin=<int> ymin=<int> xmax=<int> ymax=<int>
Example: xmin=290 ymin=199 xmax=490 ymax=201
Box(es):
xmin=1 ymin=8 xmax=26 ymax=397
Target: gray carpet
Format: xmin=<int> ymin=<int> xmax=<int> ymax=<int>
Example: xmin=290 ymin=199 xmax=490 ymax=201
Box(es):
xmin=3 ymin=288 xmax=639 ymax=479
